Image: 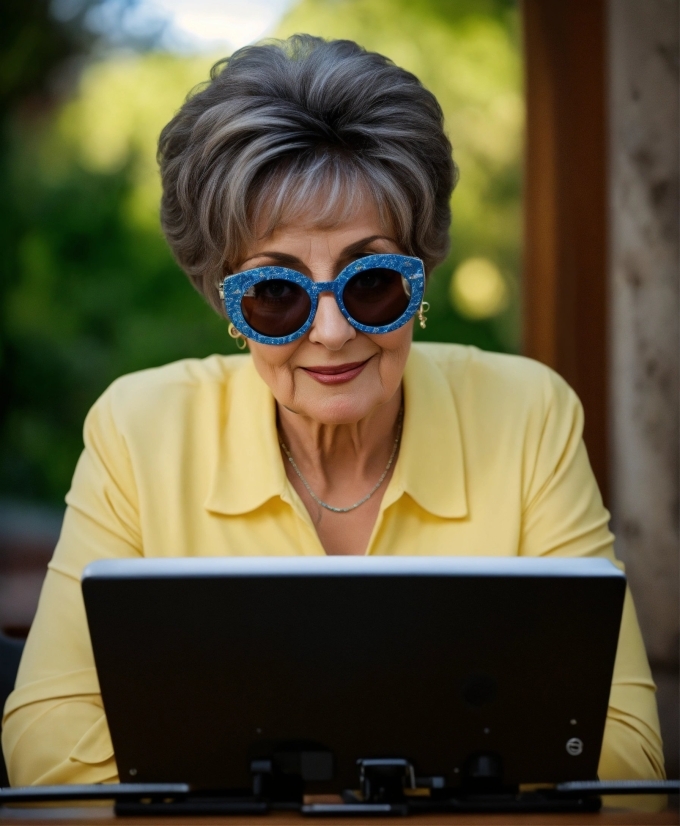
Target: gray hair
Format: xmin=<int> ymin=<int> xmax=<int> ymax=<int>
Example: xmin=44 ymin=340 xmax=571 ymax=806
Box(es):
xmin=158 ymin=34 xmax=458 ymax=314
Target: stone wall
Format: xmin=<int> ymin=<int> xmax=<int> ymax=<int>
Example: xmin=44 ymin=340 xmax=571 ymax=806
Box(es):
xmin=608 ymin=0 xmax=679 ymax=779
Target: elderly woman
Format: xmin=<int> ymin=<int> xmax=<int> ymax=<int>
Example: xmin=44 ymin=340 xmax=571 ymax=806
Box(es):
xmin=2 ymin=35 xmax=664 ymax=787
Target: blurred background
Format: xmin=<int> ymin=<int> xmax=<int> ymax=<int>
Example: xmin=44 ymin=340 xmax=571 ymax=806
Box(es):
xmin=0 ymin=0 xmax=677 ymax=780
xmin=0 ymin=0 xmax=521 ymax=512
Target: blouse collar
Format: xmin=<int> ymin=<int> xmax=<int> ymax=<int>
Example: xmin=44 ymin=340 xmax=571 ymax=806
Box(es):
xmin=204 ymin=346 xmax=468 ymax=520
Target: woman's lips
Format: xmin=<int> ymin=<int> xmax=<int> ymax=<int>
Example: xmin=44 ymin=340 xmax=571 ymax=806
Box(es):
xmin=301 ymin=359 xmax=369 ymax=385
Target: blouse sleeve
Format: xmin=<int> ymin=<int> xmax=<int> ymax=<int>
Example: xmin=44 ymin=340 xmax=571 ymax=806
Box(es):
xmin=519 ymin=369 xmax=665 ymax=785
xmin=2 ymin=388 xmax=138 ymax=785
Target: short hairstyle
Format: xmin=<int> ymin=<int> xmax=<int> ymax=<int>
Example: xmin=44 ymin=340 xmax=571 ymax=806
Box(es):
xmin=158 ymin=34 xmax=458 ymax=314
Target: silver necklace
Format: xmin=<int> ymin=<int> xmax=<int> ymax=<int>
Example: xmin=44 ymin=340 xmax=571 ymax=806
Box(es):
xmin=279 ymin=405 xmax=404 ymax=514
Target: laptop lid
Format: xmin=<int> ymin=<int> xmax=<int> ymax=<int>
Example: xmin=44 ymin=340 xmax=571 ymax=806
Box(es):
xmin=82 ymin=556 xmax=625 ymax=792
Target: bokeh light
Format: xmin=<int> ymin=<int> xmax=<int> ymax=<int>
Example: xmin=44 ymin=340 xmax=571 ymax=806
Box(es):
xmin=449 ymin=257 xmax=509 ymax=319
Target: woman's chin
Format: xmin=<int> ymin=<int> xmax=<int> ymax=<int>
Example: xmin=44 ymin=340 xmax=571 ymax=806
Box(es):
xmin=289 ymin=391 xmax=382 ymax=426
xmin=283 ymin=361 xmax=391 ymax=424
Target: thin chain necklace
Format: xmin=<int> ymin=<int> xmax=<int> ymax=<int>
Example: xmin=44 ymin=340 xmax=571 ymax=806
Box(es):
xmin=279 ymin=405 xmax=404 ymax=514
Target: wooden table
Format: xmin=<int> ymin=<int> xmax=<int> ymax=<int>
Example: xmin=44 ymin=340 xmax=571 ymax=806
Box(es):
xmin=0 ymin=807 xmax=677 ymax=825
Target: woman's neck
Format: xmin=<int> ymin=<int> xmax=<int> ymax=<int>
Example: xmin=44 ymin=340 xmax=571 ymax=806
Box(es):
xmin=276 ymin=388 xmax=403 ymax=487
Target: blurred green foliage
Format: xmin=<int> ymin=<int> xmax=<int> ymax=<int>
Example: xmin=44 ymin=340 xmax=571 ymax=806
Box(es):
xmin=0 ymin=52 xmax=235 ymax=503
xmin=0 ymin=0 xmax=522 ymax=506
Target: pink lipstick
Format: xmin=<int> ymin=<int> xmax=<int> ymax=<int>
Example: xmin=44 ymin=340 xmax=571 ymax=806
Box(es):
xmin=301 ymin=359 xmax=369 ymax=385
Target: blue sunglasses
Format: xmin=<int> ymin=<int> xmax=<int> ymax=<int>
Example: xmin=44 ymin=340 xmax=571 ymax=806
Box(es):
xmin=218 ymin=253 xmax=425 ymax=345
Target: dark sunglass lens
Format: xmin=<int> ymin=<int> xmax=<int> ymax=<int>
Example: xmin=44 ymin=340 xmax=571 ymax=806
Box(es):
xmin=343 ymin=268 xmax=411 ymax=327
xmin=241 ymin=279 xmax=311 ymax=338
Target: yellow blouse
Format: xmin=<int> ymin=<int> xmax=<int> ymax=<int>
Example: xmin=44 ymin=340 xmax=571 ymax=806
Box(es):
xmin=2 ymin=343 xmax=665 ymax=788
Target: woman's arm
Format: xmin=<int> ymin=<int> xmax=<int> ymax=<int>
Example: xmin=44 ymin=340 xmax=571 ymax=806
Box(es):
xmin=519 ymin=369 xmax=665 ymax=783
xmin=2 ymin=564 xmax=119 ymax=785
xmin=2 ymin=388 xmax=140 ymax=785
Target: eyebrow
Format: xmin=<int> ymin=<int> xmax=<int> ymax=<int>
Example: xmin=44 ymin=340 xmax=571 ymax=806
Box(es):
xmin=240 ymin=235 xmax=397 ymax=269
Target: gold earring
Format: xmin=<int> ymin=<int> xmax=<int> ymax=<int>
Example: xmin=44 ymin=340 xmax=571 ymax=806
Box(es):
xmin=228 ymin=322 xmax=248 ymax=350
xmin=417 ymin=300 xmax=430 ymax=330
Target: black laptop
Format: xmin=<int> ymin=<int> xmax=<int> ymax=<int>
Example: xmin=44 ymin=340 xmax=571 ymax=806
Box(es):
xmin=82 ymin=556 xmax=625 ymax=796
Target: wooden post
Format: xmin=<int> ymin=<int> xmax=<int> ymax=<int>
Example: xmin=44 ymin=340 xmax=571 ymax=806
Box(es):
xmin=522 ymin=0 xmax=609 ymax=504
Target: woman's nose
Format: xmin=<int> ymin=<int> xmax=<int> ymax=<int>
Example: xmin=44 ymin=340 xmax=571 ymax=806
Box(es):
xmin=308 ymin=292 xmax=356 ymax=350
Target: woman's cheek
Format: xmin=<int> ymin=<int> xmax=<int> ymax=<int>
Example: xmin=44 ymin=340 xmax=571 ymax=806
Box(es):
xmin=372 ymin=325 xmax=413 ymax=386
xmin=248 ymin=340 xmax=300 ymax=398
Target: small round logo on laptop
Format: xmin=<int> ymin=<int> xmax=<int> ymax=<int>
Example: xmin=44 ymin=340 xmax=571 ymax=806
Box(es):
xmin=566 ymin=737 xmax=584 ymax=756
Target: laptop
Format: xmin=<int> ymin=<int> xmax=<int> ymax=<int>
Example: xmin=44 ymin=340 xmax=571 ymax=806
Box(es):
xmin=82 ymin=556 xmax=625 ymax=796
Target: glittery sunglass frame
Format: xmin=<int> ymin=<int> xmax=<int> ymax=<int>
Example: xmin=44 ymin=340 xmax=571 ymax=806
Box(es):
xmin=219 ymin=253 xmax=425 ymax=345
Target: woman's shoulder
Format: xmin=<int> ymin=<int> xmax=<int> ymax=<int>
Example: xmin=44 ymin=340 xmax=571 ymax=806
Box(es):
xmin=87 ymin=354 xmax=252 ymax=431
xmin=106 ymin=353 xmax=249 ymax=392
xmin=411 ymin=342 xmax=579 ymax=412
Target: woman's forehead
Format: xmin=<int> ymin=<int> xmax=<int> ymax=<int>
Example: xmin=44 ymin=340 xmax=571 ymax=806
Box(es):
xmin=253 ymin=172 xmax=382 ymax=231
xmin=244 ymin=180 xmax=394 ymax=248
xmin=255 ymin=192 xmax=385 ymax=239
xmin=240 ymin=202 xmax=399 ymax=269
